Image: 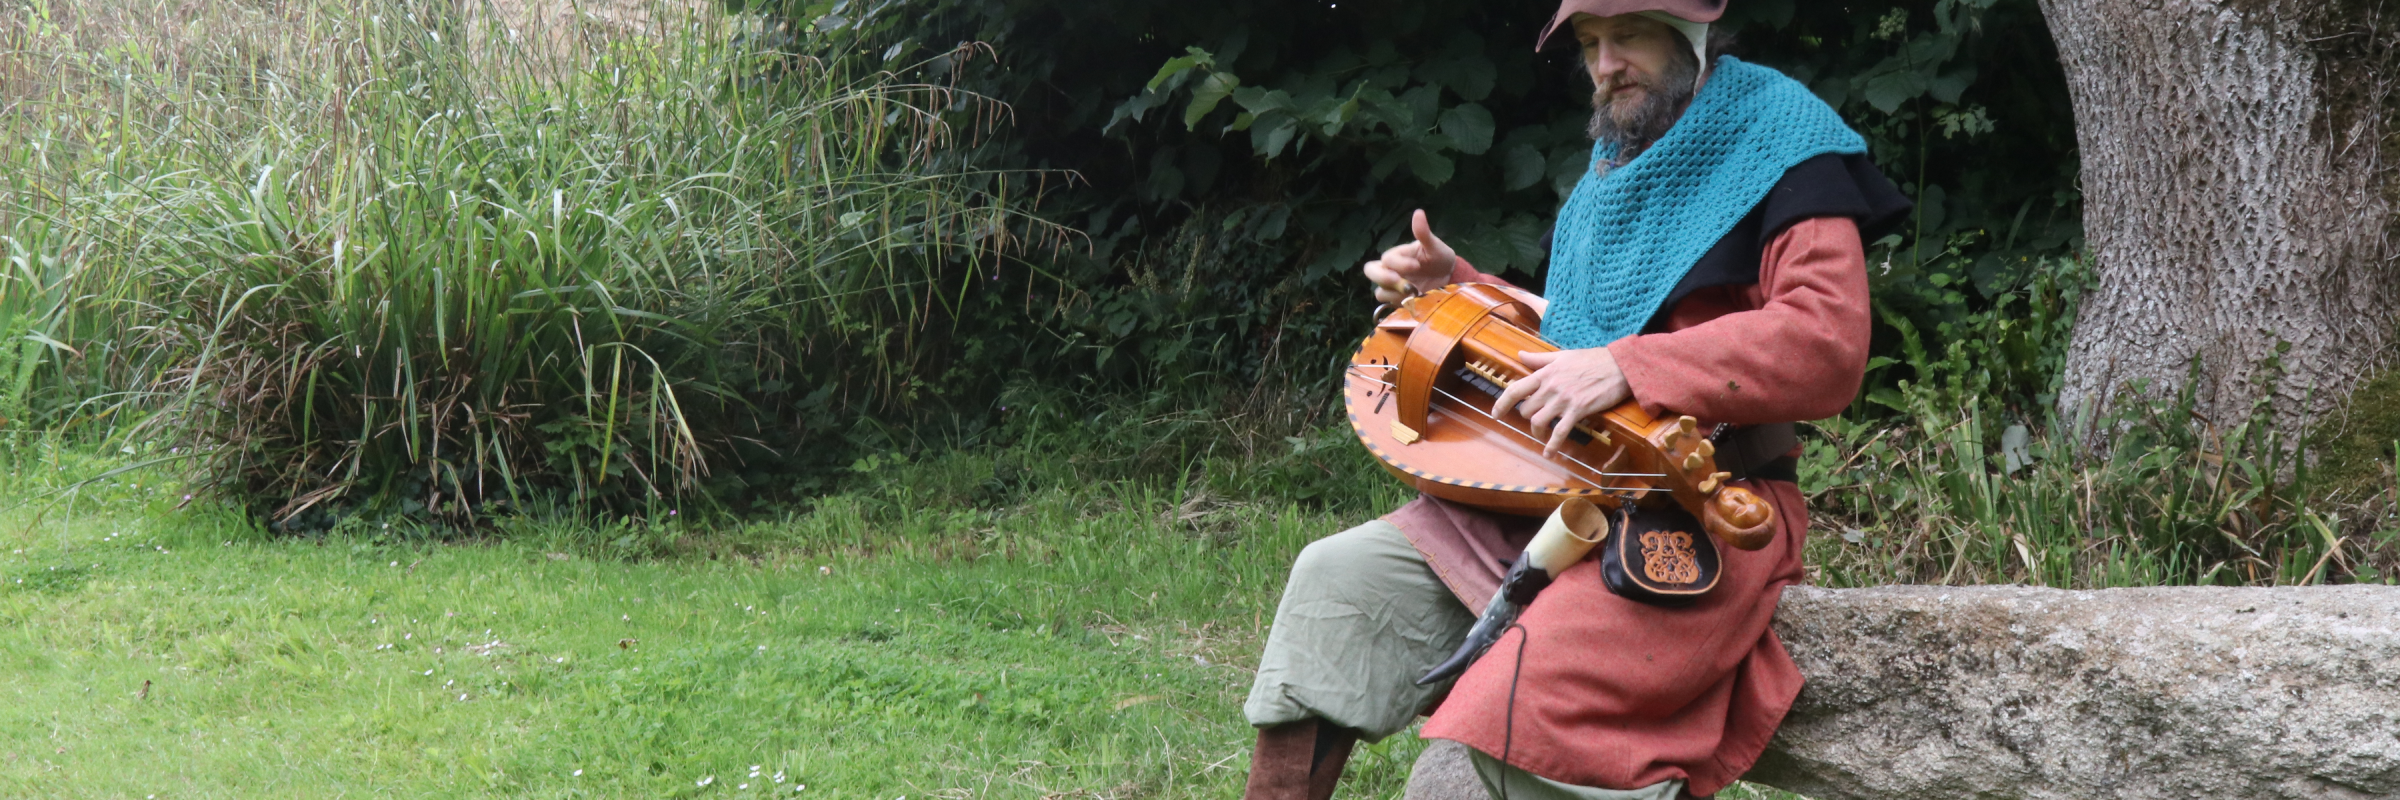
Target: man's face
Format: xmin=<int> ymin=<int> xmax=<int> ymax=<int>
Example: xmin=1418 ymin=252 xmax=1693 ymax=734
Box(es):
xmin=1573 ymin=13 xmax=1698 ymax=151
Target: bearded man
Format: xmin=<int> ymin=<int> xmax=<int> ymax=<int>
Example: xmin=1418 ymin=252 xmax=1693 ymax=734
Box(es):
xmin=1238 ymin=1 xmax=1911 ymax=799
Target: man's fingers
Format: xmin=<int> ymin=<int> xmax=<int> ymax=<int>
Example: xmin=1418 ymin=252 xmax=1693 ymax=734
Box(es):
xmin=1493 ymin=372 xmax=1538 ymax=420
xmin=1520 ymin=394 xmax=1561 ymax=443
xmin=1543 ymin=413 xmax=1578 ymax=457
xmin=1495 ymin=352 xmax=1566 ymax=418
xmin=1529 ymin=395 xmax=1571 ymax=454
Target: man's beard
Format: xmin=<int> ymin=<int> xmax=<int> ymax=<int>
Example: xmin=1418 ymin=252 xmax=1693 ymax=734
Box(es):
xmin=1587 ymin=53 xmax=1700 ymax=156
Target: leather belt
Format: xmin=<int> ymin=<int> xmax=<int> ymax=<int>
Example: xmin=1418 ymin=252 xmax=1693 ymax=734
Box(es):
xmin=1712 ymin=422 xmax=1800 ymax=483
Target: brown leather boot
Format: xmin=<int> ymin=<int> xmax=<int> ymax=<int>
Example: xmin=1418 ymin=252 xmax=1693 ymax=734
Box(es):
xmin=1243 ymin=720 xmax=1314 ymax=800
xmin=1243 ymin=719 xmax=1359 ymax=800
xmin=1305 ymin=723 xmax=1357 ymax=800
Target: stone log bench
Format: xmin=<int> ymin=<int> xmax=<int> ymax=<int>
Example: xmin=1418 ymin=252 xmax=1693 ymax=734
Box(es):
xmin=1405 ymin=585 xmax=2400 ymax=800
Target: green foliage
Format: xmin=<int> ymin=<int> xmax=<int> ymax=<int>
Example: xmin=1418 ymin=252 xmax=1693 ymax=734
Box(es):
xmin=754 ymin=0 xmax=2083 ymax=414
xmin=2308 ymin=365 xmax=2400 ymax=506
xmin=0 ymin=0 xmax=1055 ymax=526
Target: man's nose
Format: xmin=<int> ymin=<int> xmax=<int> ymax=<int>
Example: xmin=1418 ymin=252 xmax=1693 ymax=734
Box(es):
xmin=1588 ymin=43 xmax=1630 ymax=82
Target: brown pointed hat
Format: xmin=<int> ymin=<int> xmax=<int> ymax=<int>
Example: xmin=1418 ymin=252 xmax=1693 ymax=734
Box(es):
xmin=1536 ymin=0 xmax=1727 ymax=51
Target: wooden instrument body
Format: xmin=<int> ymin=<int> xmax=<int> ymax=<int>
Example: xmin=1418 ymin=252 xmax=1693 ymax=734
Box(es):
xmin=1343 ymin=283 xmax=1776 ymax=549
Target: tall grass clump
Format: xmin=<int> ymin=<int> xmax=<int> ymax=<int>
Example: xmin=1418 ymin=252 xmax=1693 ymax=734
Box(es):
xmin=0 ymin=0 xmax=1059 ymax=528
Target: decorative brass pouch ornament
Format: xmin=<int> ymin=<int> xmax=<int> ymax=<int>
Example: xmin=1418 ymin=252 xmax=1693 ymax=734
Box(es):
xmin=1600 ymin=504 xmax=1720 ymax=606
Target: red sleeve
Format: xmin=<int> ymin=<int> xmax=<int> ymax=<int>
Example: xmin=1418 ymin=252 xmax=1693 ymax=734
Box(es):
xmin=1448 ymin=257 xmax=1520 ymax=290
xmin=1603 ymin=217 xmax=1871 ymax=423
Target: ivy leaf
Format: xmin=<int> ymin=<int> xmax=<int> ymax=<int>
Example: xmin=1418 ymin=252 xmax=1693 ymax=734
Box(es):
xmin=1437 ymin=104 xmax=1495 ymax=156
xmin=1503 ymin=144 xmax=1547 ymax=191
xmin=1185 ymin=72 xmax=1242 ymax=130
xmin=1405 ymin=146 xmax=1455 ymax=186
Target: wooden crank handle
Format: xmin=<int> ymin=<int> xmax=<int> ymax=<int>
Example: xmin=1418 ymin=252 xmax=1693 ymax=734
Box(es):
xmin=1702 ymin=485 xmax=1776 ymax=551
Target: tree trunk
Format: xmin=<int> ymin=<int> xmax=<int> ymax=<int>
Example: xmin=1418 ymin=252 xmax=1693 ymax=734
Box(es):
xmin=2041 ymin=0 xmax=2400 ymax=434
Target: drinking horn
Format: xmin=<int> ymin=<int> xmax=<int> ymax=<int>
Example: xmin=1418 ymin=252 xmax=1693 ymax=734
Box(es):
xmin=1416 ymin=497 xmax=1611 ymax=686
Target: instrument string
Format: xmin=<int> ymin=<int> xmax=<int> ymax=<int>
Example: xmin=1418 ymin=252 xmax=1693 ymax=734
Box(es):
xmin=1343 ymin=366 xmax=1669 ymax=491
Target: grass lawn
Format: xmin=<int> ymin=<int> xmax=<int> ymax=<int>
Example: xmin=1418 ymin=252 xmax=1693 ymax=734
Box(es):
xmin=0 ymin=451 xmax=1445 ymax=799
xmin=0 ymin=443 xmax=1810 ymax=799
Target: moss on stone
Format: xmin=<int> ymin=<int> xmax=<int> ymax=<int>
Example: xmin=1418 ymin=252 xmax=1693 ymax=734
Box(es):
xmin=2307 ymin=362 xmax=2400 ymax=501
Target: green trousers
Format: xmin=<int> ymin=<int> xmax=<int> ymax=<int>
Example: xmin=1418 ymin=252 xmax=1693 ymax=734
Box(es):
xmin=1243 ymin=520 xmax=1685 ymax=800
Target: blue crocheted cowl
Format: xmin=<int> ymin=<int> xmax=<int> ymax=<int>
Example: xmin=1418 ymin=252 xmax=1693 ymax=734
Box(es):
xmin=1541 ymin=56 xmax=1867 ymax=350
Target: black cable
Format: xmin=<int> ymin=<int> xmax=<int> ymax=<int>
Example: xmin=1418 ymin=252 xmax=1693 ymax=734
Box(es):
xmin=1498 ymin=621 xmax=1529 ymax=800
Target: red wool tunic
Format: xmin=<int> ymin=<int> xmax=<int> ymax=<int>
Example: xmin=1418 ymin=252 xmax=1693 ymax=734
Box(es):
xmin=1391 ymin=215 xmax=1871 ymax=797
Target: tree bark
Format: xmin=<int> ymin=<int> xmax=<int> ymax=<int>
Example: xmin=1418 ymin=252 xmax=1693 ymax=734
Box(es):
xmin=2041 ymin=0 xmax=2400 ymax=433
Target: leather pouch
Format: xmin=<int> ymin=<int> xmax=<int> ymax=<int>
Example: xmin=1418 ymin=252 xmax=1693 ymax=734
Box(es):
xmin=1599 ymin=504 xmax=1721 ymax=607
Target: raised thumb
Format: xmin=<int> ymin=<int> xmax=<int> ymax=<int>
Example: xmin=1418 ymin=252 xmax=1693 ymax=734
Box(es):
xmin=1411 ymin=209 xmax=1448 ymax=255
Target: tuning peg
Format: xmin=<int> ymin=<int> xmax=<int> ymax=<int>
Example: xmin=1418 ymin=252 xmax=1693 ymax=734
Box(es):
xmin=1678 ymin=416 xmax=1698 ymax=435
xmin=1661 ymin=428 xmax=1681 ymax=448
xmin=1696 ymin=439 xmax=1715 ymax=458
xmin=1683 ymin=452 xmax=1704 ymax=471
xmin=1699 ymin=471 xmax=1732 ymax=494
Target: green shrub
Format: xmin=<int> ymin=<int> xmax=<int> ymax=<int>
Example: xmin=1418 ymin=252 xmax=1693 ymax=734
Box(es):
xmin=750 ymin=0 xmax=2083 ymax=415
xmin=1 ymin=0 xmax=1056 ymax=526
